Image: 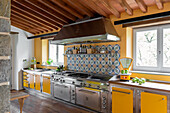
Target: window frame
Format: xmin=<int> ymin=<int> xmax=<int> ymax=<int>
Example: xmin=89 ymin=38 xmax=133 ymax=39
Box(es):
xmin=48 ymin=41 xmax=64 ymax=65
xmin=133 ymin=24 xmax=170 ymax=73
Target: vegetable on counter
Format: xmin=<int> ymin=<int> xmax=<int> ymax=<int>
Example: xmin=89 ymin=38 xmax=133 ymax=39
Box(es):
xmin=132 ymin=77 xmax=146 ymax=85
xmin=47 ymin=59 xmax=53 ymax=65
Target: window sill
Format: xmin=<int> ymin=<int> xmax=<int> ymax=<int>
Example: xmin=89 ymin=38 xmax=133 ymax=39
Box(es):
xmin=41 ymin=65 xmax=59 ymax=67
xmin=130 ymin=71 xmax=170 ymax=76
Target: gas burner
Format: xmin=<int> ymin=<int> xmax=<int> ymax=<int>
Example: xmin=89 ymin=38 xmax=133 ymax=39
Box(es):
xmin=87 ymin=74 xmax=113 ymax=82
xmin=67 ymin=73 xmax=90 ymax=78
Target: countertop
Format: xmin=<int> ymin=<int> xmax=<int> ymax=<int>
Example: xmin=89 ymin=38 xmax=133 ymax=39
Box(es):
xmin=23 ymin=69 xmax=55 ymax=75
xmin=109 ymin=79 xmax=170 ymax=93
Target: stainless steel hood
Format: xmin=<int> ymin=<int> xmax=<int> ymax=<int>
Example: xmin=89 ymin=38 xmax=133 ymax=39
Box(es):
xmin=52 ymin=17 xmax=120 ymax=44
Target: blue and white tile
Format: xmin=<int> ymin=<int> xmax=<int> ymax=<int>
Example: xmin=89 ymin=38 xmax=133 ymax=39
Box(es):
xmin=90 ymin=67 xmax=94 ymax=72
xmin=95 ymin=67 xmax=100 ymax=73
xmin=114 ymin=68 xmax=120 ymax=75
xmin=113 ymin=44 xmax=120 ymax=51
xmin=101 ymin=60 xmax=106 ymax=66
xmin=85 ymin=67 xmax=89 ymax=72
xmin=114 ymin=60 xmax=120 ymax=67
xmin=101 ymin=67 xmax=106 ymax=73
xmin=90 ymin=60 xmax=94 ymax=65
xmin=107 ymin=45 xmax=112 ymax=51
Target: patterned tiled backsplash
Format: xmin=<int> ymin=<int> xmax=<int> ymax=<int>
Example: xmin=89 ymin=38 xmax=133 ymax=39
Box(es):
xmin=66 ymin=44 xmax=120 ymax=75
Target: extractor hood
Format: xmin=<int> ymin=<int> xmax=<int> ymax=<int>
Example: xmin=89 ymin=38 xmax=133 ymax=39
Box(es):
xmin=52 ymin=17 xmax=120 ymax=44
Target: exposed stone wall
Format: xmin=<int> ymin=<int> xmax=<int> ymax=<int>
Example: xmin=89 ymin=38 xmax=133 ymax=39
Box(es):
xmin=0 ymin=0 xmax=11 ymax=112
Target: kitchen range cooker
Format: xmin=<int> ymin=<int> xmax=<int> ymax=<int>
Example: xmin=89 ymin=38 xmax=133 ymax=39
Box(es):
xmin=51 ymin=71 xmax=114 ymax=113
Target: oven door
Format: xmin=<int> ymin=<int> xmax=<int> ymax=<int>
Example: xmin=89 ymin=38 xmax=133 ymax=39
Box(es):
xmin=76 ymin=87 xmax=101 ymax=111
xmin=54 ymin=83 xmax=71 ymax=102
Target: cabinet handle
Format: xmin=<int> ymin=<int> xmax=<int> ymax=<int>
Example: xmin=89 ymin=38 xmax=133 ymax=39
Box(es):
xmin=79 ymin=89 xmax=97 ymax=94
xmin=112 ymin=90 xmax=131 ymax=94
xmin=162 ymin=98 xmax=165 ymax=100
xmin=43 ymin=78 xmax=50 ymax=79
xmin=55 ymin=84 xmax=68 ymax=88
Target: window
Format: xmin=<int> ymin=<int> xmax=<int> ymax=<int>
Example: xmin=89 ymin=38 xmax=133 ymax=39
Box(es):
xmin=133 ymin=24 xmax=170 ymax=72
xmin=49 ymin=41 xmax=64 ymax=65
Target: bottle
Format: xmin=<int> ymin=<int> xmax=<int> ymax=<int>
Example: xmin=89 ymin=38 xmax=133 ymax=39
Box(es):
xmin=80 ymin=44 xmax=82 ymax=54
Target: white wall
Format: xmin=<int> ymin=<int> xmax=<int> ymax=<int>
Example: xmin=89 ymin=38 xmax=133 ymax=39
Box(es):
xmin=11 ymin=26 xmax=34 ymax=90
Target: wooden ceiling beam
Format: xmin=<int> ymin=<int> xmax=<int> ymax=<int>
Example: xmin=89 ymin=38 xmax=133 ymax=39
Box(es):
xmin=11 ymin=10 xmax=53 ymax=31
xmin=118 ymin=0 xmax=133 ymax=15
xmin=12 ymin=2 xmax=61 ymax=29
xmin=38 ymin=0 xmax=76 ymax=21
xmin=135 ymin=0 xmax=147 ymax=13
xmin=62 ymin=0 xmax=94 ymax=17
xmin=11 ymin=16 xmax=47 ymax=32
xmin=81 ymin=0 xmax=108 ymax=17
xmin=11 ymin=18 xmax=43 ymax=33
xmin=11 ymin=15 xmax=49 ymax=32
xmin=11 ymin=22 xmax=37 ymax=34
xmin=50 ymin=0 xmax=83 ymax=19
xmin=11 ymin=14 xmax=50 ymax=32
xmin=11 ymin=6 xmax=58 ymax=30
xmin=156 ymin=0 xmax=164 ymax=9
xmin=95 ymin=0 xmax=120 ymax=18
xmin=26 ymin=0 xmax=69 ymax=23
xmin=13 ymin=0 xmax=66 ymax=26
xmin=77 ymin=0 xmax=96 ymax=13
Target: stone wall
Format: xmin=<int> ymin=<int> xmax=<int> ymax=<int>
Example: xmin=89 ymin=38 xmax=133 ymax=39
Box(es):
xmin=0 ymin=0 xmax=11 ymax=112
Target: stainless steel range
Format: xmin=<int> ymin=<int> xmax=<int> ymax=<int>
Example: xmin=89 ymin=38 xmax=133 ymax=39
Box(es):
xmin=51 ymin=71 xmax=90 ymax=104
xmin=51 ymin=71 xmax=114 ymax=113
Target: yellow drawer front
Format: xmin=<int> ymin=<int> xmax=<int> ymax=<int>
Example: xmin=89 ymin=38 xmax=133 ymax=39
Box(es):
xmin=112 ymin=87 xmax=133 ymax=113
xmin=141 ymin=92 xmax=167 ymax=113
xmin=23 ymin=72 xmax=28 ymax=75
xmin=23 ymin=76 xmax=29 ymax=79
xmin=43 ymin=77 xmax=51 ymax=94
xmin=23 ymin=82 xmax=29 ymax=87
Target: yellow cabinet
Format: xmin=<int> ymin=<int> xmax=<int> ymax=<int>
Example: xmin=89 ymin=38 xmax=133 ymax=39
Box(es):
xmin=42 ymin=76 xmax=51 ymax=94
xmin=35 ymin=75 xmax=41 ymax=91
xmin=23 ymin=81 xmax=29 ymax=87
xmin=112 ymin=87 xmax=133 ymax=113
xmin=29 ymin=74 xmax=34 ymax=89
xmin=141 ymin=92 xmax=167 ymax=113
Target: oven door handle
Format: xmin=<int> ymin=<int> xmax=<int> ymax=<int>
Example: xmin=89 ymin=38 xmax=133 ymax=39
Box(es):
xmin=112 ymin=90 xmax=131 ymax=94
xmin=78 ymin=89 xmax=98 ymax=94
xmin=54 ymin=84 xmax=68 ymax=88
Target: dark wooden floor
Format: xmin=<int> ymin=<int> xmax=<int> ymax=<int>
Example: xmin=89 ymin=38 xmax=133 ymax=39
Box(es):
xmin=10 ymin=90 xmax=96 ymax=113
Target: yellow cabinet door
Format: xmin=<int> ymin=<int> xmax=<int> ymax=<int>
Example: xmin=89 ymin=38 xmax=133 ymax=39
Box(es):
xmin=112 ymin=87 xmax=133 ymax=113
xmin=43 ymin=76 xmax=51 ymax=94
xmin=141 ymin=92 xmax=167 ymax=113
xmin=23 ymin=81 xmax=29 ymax=87
xmin=35 ymin=75 xmax=41 ymax=91
xmin=29 ymin=74 xmax=34 ymax=89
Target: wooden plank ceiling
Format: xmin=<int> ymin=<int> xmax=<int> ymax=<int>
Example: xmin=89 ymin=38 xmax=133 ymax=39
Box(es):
xmin=11 ymin=0 xmax=170 ymax=34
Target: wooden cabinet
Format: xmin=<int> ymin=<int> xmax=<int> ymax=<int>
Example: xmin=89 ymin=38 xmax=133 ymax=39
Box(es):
xmin=42 ymin=76 xmax=51 ymax=94
xmin=29 ymin=74 xmax=34 ymax=89
xmin=141 ymin=92 xmax=167 ymax=113
xmin=35 ymin=75 xmax=41 ymax=91
xmin=112 ymin=87 xmax=133 ymax=113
